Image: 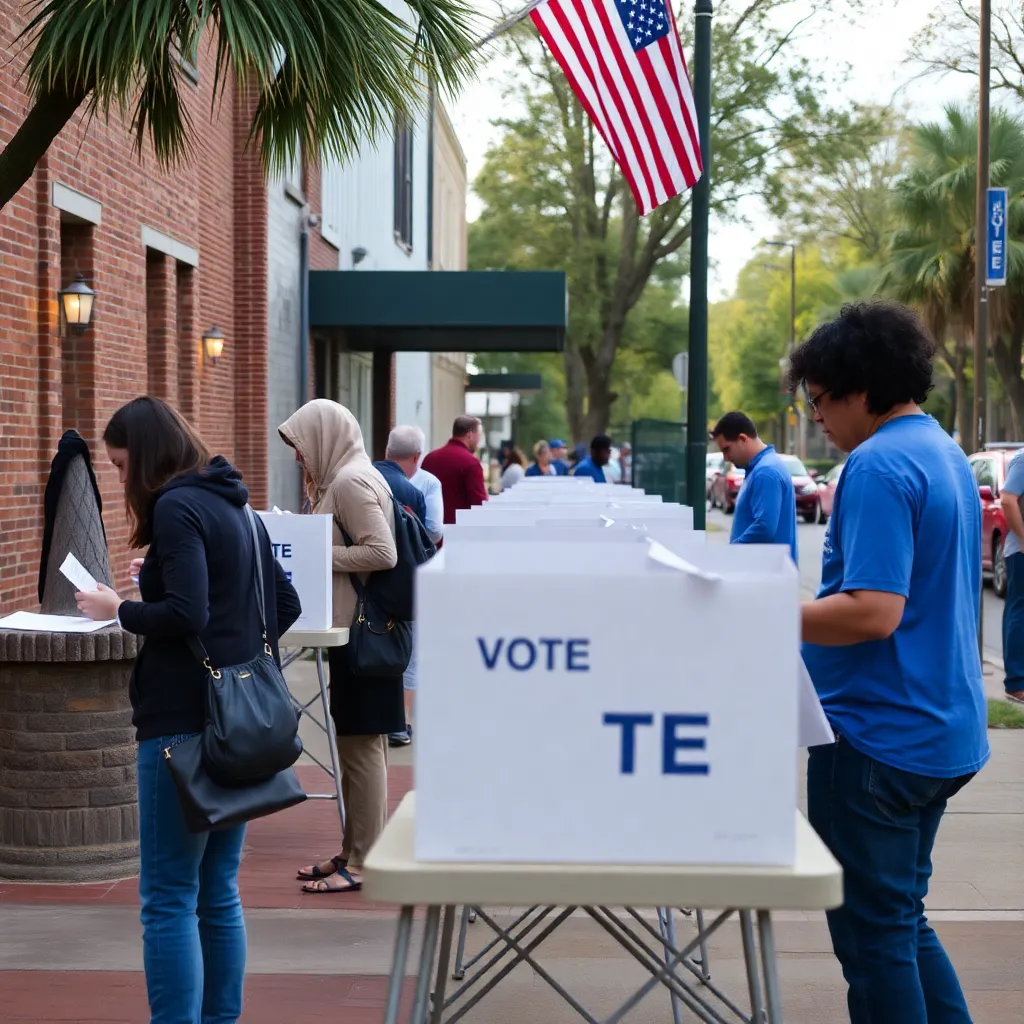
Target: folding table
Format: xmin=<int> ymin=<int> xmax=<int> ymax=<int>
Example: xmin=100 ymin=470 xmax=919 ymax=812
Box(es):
xmin=280 ymin=627 xmax=349 ymax=836
xmin=363 ymin=793 xmax=842 ymax=1024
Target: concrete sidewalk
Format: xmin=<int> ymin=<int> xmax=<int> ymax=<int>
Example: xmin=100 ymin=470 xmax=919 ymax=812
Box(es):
xmin=1 ymin=661 xmax=1021 ymax=1022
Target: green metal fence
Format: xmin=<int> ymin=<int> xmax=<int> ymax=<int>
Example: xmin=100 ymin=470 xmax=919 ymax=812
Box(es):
xmin=630 ymin=418 xmax=688 ymax=505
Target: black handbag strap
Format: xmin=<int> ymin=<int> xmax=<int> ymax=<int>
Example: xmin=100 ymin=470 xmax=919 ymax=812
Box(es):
xmin=187 ymin=505 xmax=268 ymax=672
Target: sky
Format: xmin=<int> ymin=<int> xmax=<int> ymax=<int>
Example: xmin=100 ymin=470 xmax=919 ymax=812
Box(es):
xmin=447 ymin=0 xmax=973 ymax=299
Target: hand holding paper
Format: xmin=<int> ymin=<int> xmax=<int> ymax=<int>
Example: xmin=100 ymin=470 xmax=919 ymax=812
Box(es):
xmin=59 ymin=553 xmax=99 ymax=594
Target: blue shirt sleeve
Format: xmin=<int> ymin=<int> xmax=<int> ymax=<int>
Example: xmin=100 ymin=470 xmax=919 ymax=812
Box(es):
xmin=836 ymin=466 xmax=914 ymax=597
xmin=422 ymin=478 xmax=444 ymax=543
xmin=1002 ymin=455 xmax=1024 ymax=496
xmin=732 ymin=471 xmax=785 ymax=545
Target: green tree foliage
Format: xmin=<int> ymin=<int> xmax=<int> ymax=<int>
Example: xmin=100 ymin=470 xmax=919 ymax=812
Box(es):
xmin=469 ymin=0 xmax=869 ymax=443
xmin=0 ymin=0 xmax=478 ymax=210
xmin=880 ymin=105 xmax=1024 ymax=437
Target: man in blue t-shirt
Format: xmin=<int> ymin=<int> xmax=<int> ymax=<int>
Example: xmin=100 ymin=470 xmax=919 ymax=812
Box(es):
xmin=791 ymin=301 xmax=989 ymax=1023
xmin=572 ymin=434 xmax=612 ymax=482
xmin=711 ymin=411 xmax=797 ymax=564
xmin=998 ymin=453 xmax=1024 ymax=702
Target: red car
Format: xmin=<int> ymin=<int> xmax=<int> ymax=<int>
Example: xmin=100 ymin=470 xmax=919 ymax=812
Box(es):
xmin=969 ymin=443 xmax=1024 ymax=599
xmin=709 ymin=462 xmax=745 ymax=513
xmin=817 ymin=462 xmax=845 ymax=521
xmin=779 ymin=455 xmax=824 ymax=524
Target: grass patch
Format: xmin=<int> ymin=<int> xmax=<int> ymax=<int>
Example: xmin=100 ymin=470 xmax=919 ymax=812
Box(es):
xmin=988 ymin=698 xmax=1024 ymax=729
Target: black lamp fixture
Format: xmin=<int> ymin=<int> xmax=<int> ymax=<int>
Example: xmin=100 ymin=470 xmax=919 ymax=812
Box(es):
xmin=351 ymin=246 xmax=368 ymax=267
xmin=202 ymin=325 xmax=225 ymax=366
xmin=58 ymin=273 xmax=95 ymax=332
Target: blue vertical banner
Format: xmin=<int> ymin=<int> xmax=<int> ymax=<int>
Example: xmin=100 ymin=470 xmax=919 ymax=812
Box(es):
xmin=986 ymin=187 xmax=1008 ymax=287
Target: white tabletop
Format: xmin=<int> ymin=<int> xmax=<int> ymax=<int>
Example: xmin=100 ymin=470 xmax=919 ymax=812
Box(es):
xmin=281 ymin=628 xmax=350 ymax=649
xmin=363 ymin=794 xmax=843 ymax=911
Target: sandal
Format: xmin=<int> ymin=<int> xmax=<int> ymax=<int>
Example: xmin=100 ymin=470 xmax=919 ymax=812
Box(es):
xmin=302 ymin=867 xmax=362 ymax=894
xmin=296 ymin=855 xmax=347 ymax=881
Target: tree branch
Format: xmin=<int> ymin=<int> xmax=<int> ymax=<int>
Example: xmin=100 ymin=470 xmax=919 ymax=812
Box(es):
xmin=0 ymin=81 xmax=91 ymax=211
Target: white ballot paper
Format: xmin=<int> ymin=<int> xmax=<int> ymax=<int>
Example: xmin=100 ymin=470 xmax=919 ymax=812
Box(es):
xmin=59 ymin=553 xmax=100 ymax=594
xmin=798 ymin=659 xmax=835 ymax=747
xmin=0 ymin=611 xmax=116 ymax=633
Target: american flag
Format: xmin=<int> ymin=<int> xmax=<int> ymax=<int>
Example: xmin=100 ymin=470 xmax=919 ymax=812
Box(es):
xmin=530 ymin=0 xmax=702 ymax=215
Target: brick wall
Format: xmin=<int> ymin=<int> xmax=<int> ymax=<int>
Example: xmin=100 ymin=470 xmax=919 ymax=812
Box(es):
xmin=0 ymin=8 xmax=321 ymax=613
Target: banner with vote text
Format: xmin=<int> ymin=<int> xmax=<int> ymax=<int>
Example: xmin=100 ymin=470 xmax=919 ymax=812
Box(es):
xmin=257 ymin=512 xmax=333 ymax=632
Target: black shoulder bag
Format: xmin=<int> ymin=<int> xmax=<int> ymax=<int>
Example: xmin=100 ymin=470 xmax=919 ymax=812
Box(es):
xmin=163 ymin=506 xmax=306 ymax=833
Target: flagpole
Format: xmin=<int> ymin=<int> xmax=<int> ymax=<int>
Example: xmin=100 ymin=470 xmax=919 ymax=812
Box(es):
xmin=686 ymin=0 xmax=713 ymax=530
xmin=473 ymin=0 xmax=547 ymax=49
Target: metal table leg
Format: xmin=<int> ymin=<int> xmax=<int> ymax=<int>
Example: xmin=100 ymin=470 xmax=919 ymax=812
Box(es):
xmin=384 ymin=906 xmax=415 ymax=1024
xmin=739 ymin=910 xmax=764 ymax=1022
xmin=695 ymin=908 xmax=711 ymax=981
xmin=756 ymin=910 xmax=783 ymax=1024
xmin=315 ymin=648 xmax=346 ymax=832
xmin=453 ymin=904 xmax=472 ymax=980
xmin=431 ymin=906 xmax=457 ymax=1024
xmin=658 ymin=908 xmax=684 ymax=1024
xmin=411 ymin=907 xmax=442 ymax=1024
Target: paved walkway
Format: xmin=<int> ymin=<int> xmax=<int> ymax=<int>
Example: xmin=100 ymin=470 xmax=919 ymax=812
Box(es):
xmin=1 ymin=663 xmax=1021 ymax=1022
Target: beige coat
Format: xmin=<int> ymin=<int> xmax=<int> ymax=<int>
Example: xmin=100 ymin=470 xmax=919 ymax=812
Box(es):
xmin=279 ymin=400 xmax=397 ymax=629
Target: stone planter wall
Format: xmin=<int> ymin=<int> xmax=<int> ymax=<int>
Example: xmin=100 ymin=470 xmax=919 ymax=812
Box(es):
xmin=0 ymin=627 xmax=139 ymax=881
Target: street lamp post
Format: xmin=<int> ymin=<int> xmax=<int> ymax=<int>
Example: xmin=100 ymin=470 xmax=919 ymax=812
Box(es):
xmin=685 ymin=0 xmax=713 ymax=530
xmin=765 ymin=241 xmax=797 ymax=455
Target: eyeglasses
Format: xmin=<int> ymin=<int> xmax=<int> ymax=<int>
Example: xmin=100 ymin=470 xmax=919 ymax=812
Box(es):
xmin=801 ymin=382 xmax=831 ymax=412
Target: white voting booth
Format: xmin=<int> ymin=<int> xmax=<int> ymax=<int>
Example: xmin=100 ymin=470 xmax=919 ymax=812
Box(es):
xmin=364 ymin=475 xmax=842 ymax=1024
xmin=417 ymin=541 xmax=799 ymax=866
xmin=257 ymin=511 xmax=348 ymax=838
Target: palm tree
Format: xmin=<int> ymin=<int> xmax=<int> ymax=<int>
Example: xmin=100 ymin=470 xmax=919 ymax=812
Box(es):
xmin=881 ymin=104 xmax=1024 ymax=439
xmin=0 ymin=0 xmax=478 ymax=211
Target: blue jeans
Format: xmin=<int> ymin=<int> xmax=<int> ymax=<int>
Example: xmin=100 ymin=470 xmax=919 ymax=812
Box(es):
xmin=138 ymin=736 xmax=247 ymax=1024
xmin=807 ymin=737 xmax=974 ymax=1024
xmin=1003 ymin=552 xmax=1024 ymax=693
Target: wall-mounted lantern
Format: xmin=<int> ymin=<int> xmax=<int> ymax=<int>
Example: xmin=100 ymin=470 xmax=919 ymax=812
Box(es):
xmin=58 ymin=274 xmax=95 ymax=332
xmin=202 ymin=325 xmax=225 ymax=367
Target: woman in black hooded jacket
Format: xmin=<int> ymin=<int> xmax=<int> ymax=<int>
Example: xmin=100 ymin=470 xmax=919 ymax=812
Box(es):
xmin=77 ymin=396 xmax=300 ymax=1024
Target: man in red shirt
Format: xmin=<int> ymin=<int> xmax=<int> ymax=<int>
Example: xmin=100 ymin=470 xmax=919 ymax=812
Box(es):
xmin=421 ymin=416 xmax=488 ymax=524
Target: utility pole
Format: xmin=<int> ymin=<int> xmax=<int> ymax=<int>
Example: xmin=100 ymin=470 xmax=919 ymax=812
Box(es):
xmin=686 ymin=0 xmax=713 ymax=531
xmin=975 ymin=0 xmax=992 ymax=663
xmin=974 ymin=0 xmax=991 ymax=456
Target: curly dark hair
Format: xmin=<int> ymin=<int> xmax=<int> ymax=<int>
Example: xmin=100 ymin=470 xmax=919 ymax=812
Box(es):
xmin=785 ymin=301 xmax=936 ymax=415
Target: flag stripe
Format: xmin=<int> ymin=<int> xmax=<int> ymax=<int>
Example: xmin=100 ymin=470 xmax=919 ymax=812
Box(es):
xmin=573 ymin=0 xmax=667 ymax=203
xmin=532 ymin=0 xmax=702 ymax=215
xmin=533 ymin=6 xmax=651 ymax=210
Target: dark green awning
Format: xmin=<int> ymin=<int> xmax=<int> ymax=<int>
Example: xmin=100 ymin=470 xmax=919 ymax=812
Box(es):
xmin=309 ymin=270 xmax=567 ymax=353
xmin=465 ymin=373 xmax=543 ymax=393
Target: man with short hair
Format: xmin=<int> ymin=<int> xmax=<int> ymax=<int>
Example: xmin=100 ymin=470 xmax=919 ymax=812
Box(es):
xmin=421 ymin=416 xmax=488 ymax=524
xmin=378 ymin=424 xmax=443 ymax=749
xmin=549 ymin=439 xmax=570 ymax=475
xmin=793 ymin=301 xmax=989 ymax=1022
xmin=711 ymin=411 xmax=797 ymax=564
xmin=374 ymin=426 xmax=427 ymax=526
xmin=572 ymin=434 xmax=613 ymax=482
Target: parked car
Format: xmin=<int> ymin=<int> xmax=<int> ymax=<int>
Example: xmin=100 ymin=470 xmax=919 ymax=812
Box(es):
xmin=779 ymin=455 xmax=824 ymax=524
xmin=968 ymin=443 xmax=1024 ymax=598
xmin=706 ymin=452 xmax=723 ymax=499
xmin=817 ymin=462 xmax=845 ymax=521
xmin=709 ymin=461 xmax=745 ymax=513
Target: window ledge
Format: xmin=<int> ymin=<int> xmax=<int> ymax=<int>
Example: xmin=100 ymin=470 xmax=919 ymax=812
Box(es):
xmin=284 ymin=181 xmax=306 ymax=206
xmin=393 ymin=231 xmax=413 ymax=255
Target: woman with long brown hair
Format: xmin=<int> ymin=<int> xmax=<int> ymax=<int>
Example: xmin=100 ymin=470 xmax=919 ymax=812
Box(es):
xmin=76 ymin=396 xmax=300 ymax=1024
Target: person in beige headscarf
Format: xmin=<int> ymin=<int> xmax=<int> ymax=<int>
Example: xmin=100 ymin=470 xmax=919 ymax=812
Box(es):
xmin=278 ymin=399 xmax=403 ymax=894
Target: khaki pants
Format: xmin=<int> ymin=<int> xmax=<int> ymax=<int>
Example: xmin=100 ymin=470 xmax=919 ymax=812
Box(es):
xmin=337 ymin=734 xmax=388 ymax=869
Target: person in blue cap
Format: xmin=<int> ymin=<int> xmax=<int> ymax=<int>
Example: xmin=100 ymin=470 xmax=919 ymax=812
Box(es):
xmin=549 ymin=439 xmax=570 ymax=475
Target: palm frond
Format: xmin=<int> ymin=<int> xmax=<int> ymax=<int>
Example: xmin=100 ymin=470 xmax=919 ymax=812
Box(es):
xmin=19 ymin=0 xmax=479 ymax=174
